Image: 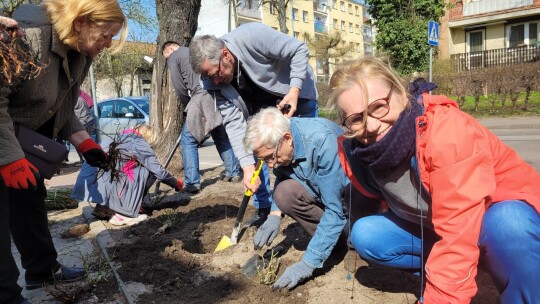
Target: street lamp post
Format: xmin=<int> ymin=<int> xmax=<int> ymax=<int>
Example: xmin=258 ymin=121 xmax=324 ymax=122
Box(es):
xmin=290 ymin=0 xmax=294 ymax=37
xmin=89 ymin=64 xmax=100 ymax=143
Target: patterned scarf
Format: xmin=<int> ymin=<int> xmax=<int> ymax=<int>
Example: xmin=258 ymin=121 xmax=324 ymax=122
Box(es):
xmin=347 ymin=97 xmax=423 ymax=171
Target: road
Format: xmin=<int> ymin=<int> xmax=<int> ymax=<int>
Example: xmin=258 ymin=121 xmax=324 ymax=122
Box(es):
xmin=195 ymin=116 xmax=540 ymax=172
xmin=478 ymin=116 xmax=540 ymax=171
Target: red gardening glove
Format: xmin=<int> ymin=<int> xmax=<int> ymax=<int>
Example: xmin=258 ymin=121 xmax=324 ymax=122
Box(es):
xmin=77 ymin=139 xmax=108 ymax=170
xmin=0 ymin=158 xmax=40 ymax=190
xmin=175 ymin=179 xmax=184 ymax=191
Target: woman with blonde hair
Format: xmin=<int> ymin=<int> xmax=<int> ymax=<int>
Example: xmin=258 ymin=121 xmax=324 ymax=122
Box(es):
xmin=328 ymin=57 xmax=540 ymax=303
xmin=0 ymin=0 xmax=127 ymax=302
xmin=72 ymin=125 xmax=183 ymax=226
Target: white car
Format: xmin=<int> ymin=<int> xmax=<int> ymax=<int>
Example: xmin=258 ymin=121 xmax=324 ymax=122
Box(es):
xmin=96 ymin=96 xmax=149 ymax=137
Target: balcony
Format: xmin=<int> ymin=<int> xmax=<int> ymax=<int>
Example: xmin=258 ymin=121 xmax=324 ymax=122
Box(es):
xmin=450 ymin=46 xmax=540 ymax=71
xmin=362 ymin=33 xmax=372 ymax=43
xmin=313 ymin=0 xmax=329 ymax=13
xmin=463 ymin=0 xmax=532 ymax=17
xmin=237 ymin=1 xmax=261 ymax=20
xmin=314 ymin=22 xmax=328 ymax=33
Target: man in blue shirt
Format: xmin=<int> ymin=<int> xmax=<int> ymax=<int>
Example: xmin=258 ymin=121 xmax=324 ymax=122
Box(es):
xmin=243 ymin=108 xmax=348 ymax=290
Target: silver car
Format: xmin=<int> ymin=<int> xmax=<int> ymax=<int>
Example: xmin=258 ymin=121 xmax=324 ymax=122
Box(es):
xmin=96 ymin=96 xmax=149 ymax=137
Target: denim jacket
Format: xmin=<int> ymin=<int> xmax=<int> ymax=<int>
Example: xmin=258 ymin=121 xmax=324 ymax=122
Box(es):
xmin=273 ymin=117 xmax=348 ymax=268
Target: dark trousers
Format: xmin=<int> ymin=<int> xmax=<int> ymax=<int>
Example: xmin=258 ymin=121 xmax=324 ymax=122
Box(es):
xmin=273 ymin=180 xmax=380 ymax=237
xmin=273 ymin=179 xmax=324 ymax=237
xmin=0 ymin=179 xmax=59 ymax=304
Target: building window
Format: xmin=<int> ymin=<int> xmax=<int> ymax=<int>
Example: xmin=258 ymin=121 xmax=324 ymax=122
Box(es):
xmin=348 ymin=4 xmax=352 ymax=14
xmin=340 ymin=1 xmax=345 ymax=11
xmin=292 ymin=8 xmax=299 ymax=21
xmin=333 ymin=19 xmax=338 ymax=29
xmin=363 ymin=25 xmax=372 ymax=37
xmin=349 ymin=41 xmax=354 ymax=50
xmin=349 ymin=22 xmax=353 ymax=33
xmin=509 ymin=24 xmax=525 ymax=48
xmin=341 ymin=21 xmax=345 ymax=31
xmin=332 ymin=0 xmax=337 ymax=9
xmin=467 ymin=30 xmax=485 ymax=69
xmin=303 ymin=10 xmax=308 ymax=22
xmin=269 ymin=3 xmax=276 ymax=15
xmin=356 ymin=43 xmax=361 ymax=52
xmin=507 ymin=22 xmax=539 ymax=48
xmin=530 ymin=23 xmax=538 ymax=47
xmin=294 ymin=31 xmax=300 ymax=39
xmin=355 ymin=24 xmax=360 ymax=34
xmin=355 ymin=6 xmax=359 ymax=16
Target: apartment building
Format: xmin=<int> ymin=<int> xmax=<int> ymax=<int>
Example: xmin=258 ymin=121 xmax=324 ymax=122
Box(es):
xmin=440 ymin=0 xmax=540 ymax=71
xmin=231 ymin=0 xmax=373 ymax=82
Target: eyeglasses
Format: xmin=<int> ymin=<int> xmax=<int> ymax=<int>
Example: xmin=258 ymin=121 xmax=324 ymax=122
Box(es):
xmin=260 ymin=137 xmax=283 ymax=165
xmin=341 ymin=85 xmax=393 ymax=131
xmin=207 ymin=55 xmax=222 ymax=79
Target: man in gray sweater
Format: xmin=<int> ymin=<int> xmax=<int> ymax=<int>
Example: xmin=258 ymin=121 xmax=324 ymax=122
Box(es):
xmin=163 ymin=42 xmax=239 ymax=193
xmin=189 ymin=23 xmax=318 ymax=226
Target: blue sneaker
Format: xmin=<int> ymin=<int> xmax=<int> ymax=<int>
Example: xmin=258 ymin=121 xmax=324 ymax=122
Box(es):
xmin=25 ymin=265 xmax=86 ymax=290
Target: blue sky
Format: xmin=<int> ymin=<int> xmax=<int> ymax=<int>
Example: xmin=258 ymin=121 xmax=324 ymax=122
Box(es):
xmin=124 ymin=0 xmax=158 ymax=43
xmin=125 ymin=0 xmax=368 ymax=43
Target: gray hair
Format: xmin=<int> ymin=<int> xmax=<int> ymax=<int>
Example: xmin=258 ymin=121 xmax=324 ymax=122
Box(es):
xmin=189 ymin=35 xmax=225 ymax=74
xmin=244 ymin=107 xmax=291 ymax=151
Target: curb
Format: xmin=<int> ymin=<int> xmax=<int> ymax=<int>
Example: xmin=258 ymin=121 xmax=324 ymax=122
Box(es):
xmin=478 ymin=116 xmax=540 ymax=130
xmin=81 ymin=202 xmax=135 ymax=304
xmin=482 ymin=123 xmax=540 ymax=130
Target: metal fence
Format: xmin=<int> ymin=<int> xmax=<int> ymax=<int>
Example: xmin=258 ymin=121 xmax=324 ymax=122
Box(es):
xmin=451 ymin=46 xmax=540 ymax=71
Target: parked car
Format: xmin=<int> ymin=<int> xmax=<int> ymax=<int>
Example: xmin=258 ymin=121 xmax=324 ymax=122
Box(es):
xmin=96 ymin=96 xmax=149 ymax=137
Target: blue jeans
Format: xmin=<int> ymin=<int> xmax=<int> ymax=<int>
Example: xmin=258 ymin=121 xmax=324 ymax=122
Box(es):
xmin=350 ymin=200 xmax=540 ymax=303
xmin=181 ymin=123 xmax=238 ymax=187
xmin=253 ymin=99 xmax=318 ymax=209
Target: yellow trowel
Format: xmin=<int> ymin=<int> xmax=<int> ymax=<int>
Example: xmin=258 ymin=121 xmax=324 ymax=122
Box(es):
xmin=215 ymin=159 xmax=264 ymax=252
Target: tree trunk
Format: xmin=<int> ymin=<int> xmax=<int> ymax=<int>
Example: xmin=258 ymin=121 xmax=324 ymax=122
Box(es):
xmin=276 ymin=0 xmax=289 ymax=34
xmin=151 ymin=0 xmax=201 ymax=171
xmin=524 ymin=87 xmax=531 ymax=110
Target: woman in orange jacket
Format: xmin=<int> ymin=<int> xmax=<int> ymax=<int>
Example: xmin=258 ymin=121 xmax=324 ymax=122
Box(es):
xmin=328 ymin=57 xmax=540 ymax=303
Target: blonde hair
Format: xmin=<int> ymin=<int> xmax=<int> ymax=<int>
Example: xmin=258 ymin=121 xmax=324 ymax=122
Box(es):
xmin=327 ymin=57 xmax=410 ymax=137
xmin=134 ymin=125 xmax=156 ymax=146
xmin=43 ymin=0 xmax=128 ymax=53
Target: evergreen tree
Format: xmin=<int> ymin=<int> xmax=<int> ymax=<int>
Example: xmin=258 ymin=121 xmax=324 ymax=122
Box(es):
xmin=367 ymin=0 xmax=445 ymax=75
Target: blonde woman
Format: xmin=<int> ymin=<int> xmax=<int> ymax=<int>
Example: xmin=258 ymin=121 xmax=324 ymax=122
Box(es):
xmin=329 ymin=57 xmax=540 ymax=303
xmin=0 ymin=0 xmax=127 ymax=302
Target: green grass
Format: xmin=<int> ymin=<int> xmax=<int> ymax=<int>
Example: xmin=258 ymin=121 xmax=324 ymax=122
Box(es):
xmin=458 ymin=91 xmax=540 ymax=118
xmin=319 ymin=108 xmax=339 ymax=123
xmin=318 ymin=91 xmax=540 ymax=120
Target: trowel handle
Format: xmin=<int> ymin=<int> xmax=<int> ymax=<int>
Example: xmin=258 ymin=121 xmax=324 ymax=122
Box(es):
xmin=245 ymin=159 xmax=264 ymax=197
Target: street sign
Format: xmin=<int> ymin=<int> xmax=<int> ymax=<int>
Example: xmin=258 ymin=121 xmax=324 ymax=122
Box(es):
xmin=428 ymin=20 xmax=439 ymax=46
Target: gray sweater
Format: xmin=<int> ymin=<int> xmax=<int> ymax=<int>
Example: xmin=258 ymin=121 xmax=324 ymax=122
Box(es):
xmin=200 ymin=23 xmax=319 ymax=168
xmin=167 ymin=47 xmax=222 ymax=142
xmin=221 ymin=22 xmax=318 ymax=99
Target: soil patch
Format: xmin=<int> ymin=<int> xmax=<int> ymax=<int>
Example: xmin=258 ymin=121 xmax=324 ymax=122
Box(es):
xmin=93 ymin=167 xmax=499 ymax=303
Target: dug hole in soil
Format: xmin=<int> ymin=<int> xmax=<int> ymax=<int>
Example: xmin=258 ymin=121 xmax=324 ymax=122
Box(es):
xmin=100 ymin=166 xmax=499 ymax=304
